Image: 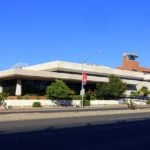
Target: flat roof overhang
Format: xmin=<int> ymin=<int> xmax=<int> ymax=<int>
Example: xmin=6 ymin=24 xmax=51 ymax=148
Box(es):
xmin=24 ymin=61 xmax=144 ymax=81
xmin=0 ymin=69 xmax=107 ymax=82
xmin=143 ymin=73 xmax=150 ymax=81
xmin=0 ymin=69 xmax=140 ymax=85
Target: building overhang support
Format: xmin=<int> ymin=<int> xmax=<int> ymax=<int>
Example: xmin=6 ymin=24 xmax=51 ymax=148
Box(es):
xmin=15 ymin=79 xmax=22 ymax=96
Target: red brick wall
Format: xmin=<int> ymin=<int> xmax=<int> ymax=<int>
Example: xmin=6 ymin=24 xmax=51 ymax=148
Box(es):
xmin=117 ymin=56 xmax=150 ymax=73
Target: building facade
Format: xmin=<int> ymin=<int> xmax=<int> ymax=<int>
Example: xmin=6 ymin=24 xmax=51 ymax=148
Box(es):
xmin=0 ymin=54 xmax=150 ymax=97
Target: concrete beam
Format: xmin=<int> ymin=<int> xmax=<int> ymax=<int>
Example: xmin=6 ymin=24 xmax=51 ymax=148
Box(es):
xmin=0 ymin=83 xmax=3 ymax=93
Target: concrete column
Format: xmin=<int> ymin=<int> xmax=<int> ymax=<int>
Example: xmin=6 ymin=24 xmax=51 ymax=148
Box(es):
xmin=0 ymin=83 xmax=3 ymax=93
xmin=15 ymin=79 xmax=22 ymax=96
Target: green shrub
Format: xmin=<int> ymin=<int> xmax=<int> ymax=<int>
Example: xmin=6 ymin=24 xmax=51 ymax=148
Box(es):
xmin=36 ymin=96 xmax=40 ymax=100
xmin=89 ymin=94 xmax=96 ymax=100
xmin=129 ymin=103 xmax=137 ymax=110
xmin=17 ymin=96 xmax=23 ymax=99
xmin=146 ymin=100 xmax=150 ymax=105
xmin=70 ymin=95 xmax=81 ymax=100
xmin=32 ymin=102 xmax=41 ymax=107
xmin=24 ymin=96 xmax=29 ymax=99
xmin=0 ymin=92 xmax=8 ymax=105
xmin=85 ymin=91 xmax=95 ymax=100
xmin=46 ymin=79 xmax=74 ymax=100
xmin=127 ymin=100 xmax=137 ymax=110
xmin=83 ymin=100 xmax=90 ymax=106
xmin=24 ymin=94 xmax=37 ymax=96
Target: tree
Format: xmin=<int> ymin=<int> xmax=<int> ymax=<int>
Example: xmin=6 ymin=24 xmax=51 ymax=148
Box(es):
xmin=0 ymin=92 xmax=8 ymax=106
xmin=139 ymin=86 xmax=150 ymax=97
xmin=46 ymin=80 xmax=74 ymax=100
xmin=130 ymin=91 xmax=140 ymax=98
xmin=94 ymin=82 xmax=110 ymax=99
xmin=94 ymin=75 xmax=127 ymax=99
xmin=130 ymin=86 xmax=150 ymax=99
xmin=108 ymin=75 xmax=127 ymax=99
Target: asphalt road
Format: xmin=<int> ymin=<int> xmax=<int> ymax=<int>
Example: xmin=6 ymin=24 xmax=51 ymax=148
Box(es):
xmin=1 ymin=112 xmax=150 ymax=150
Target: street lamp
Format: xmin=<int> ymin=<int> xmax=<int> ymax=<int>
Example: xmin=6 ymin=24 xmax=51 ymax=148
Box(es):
xmin=81 ymin=51 xmax=101 ymax=107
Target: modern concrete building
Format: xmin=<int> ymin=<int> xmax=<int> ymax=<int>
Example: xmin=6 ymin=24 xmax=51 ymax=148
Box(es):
xmin=0 ymin=54 xmax=150 ymax=96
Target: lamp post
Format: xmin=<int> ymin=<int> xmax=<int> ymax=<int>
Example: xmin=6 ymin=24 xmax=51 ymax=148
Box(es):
xmin=81 ymin=51 xmax=101 ymax=107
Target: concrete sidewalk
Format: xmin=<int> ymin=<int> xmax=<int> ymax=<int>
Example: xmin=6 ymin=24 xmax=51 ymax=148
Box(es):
xmin=0 ymin=106 xmax=150 ymax=122
xmin=0 ymin=105 xmax=127 ymax=113
xmin=0 ymin=104 xmax=149 ymax=114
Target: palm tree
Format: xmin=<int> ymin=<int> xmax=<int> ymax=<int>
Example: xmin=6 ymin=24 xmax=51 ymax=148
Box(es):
xmin=139 ymin=86 xmax=150 ymax=97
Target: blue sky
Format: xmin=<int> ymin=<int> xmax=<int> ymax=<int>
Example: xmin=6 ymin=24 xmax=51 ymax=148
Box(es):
xmin=0 ymin=0 xmax=150 ymax=70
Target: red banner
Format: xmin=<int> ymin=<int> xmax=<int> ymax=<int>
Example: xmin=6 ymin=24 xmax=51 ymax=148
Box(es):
xmin=82 ymin=72 xmax=87 ymax=85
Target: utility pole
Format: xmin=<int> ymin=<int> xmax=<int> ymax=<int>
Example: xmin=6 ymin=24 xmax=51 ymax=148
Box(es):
xmin=81 ymin=51 xmax=101 ymax=107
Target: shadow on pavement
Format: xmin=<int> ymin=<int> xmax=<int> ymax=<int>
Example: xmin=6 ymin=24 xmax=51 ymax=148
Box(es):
xmin=0 ymin=118 xmax=150 ymax=150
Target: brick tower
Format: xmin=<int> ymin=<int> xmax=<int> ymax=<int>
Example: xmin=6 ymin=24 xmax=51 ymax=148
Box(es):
xmin=117 ymin=53 xmax=150 ymax=74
